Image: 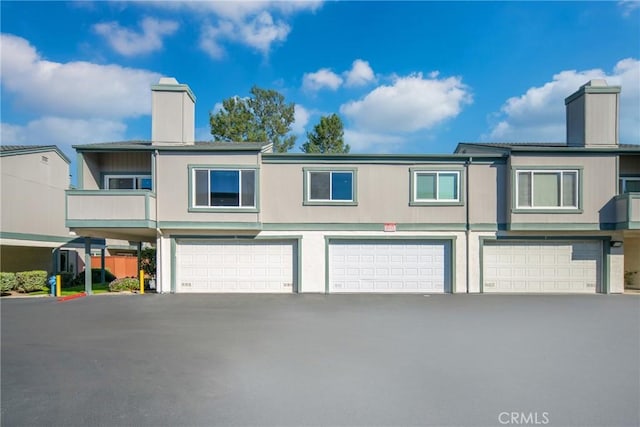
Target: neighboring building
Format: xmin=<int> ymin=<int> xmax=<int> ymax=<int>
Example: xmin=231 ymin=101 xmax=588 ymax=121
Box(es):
xmin=65 ymin=78 xmax=640 ymax=294
xmin=0 ymin=145 xmax=89 ymax=275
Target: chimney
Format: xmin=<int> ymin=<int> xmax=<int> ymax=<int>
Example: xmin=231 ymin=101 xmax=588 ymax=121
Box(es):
xmin=151 ymin=77 xmax=196 ymax=145
xmin=565 ymin=79 xmax=620 ymax=147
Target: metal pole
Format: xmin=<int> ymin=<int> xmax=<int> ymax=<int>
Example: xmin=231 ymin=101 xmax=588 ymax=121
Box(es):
xmin=139 ymin=269 xmax=145 ymax=294
xmin=84 ymin=237 xmax=92 ymax=295
xmin=100 ymin=248 xmax=106 ymax=284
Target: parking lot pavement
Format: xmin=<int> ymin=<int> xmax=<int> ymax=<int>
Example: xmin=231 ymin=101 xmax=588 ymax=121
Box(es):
xmin=1 ymin=294 xmax=639 ymax=426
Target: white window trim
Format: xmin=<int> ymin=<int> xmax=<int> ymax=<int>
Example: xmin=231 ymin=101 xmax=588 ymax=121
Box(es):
xmin=516 ymin=169 xmax=579 ymax=209
xmin=307 ymin=170 xmax=354 ymax=202
xmin=192 ymin=168 xmax=256 ymax=209
xmin=620 ymin=177 xmax=640 ymax=193
xmin=413 ymin=171 xmax=460 ymax=202
xmin=104 ymin=174 xmax=152 ymax=190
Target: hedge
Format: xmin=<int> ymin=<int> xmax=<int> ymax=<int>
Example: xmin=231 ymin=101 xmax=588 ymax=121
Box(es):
xmin=71 ymin=269 xmax=116 ymax=287
xmin=16 ymin=270 xmax=48 ymax=293
xmin=0 ymin=272 xmax=17 ymax=293
xmin=109 ymin=277 xmax=140 ymax=292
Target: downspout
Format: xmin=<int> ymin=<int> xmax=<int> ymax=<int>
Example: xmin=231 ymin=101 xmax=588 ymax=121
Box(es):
xmin=465 ymin=157 xmax=472 ymax=293
xmin=154 ymin=149 xmax=162 ymax=292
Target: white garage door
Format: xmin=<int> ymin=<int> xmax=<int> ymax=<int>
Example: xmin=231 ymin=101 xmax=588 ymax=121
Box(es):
xmin=176 ymin=240 xmax=295 ymax=293
xmin=328 ymin=240 xmax=451 ymax=293
xmin=483 ymin=241 xmax=602 ymax=293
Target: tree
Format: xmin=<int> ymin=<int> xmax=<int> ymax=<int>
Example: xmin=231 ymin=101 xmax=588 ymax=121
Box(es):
xmin=139 ymin=247 xmax=156 ymax=278
xmin=210 ymin=86 xmax=296 ymax=153
xmin=301 ymin=114 xmax=350 ymax=154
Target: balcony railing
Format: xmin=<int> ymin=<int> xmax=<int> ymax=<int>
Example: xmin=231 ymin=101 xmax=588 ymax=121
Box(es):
xmin=66 ymin=190 xmax=156 ymax=228
xmin=614 ymin=193 xmax=640 ymax=230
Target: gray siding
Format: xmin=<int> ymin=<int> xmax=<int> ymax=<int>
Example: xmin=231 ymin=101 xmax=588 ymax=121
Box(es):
xmin=155 ymin=152 xmax=260 ymax=224
xmin=82 ymin=152 xmax=152 ymax=189
xmin=0 ymin=151 xmax=70 ymax=238
xmin=509 ymin=154 xmax=617 ymax=226
xmin=261 ymin=162 xmax=469 ymax=225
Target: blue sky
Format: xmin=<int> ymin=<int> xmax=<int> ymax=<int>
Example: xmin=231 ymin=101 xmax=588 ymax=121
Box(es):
xmin=1 ymin=1 xmax=639 ymax=162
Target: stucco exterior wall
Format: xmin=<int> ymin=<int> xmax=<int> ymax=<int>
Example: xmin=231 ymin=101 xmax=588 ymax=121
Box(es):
xmin=509 ymin=154 xmax=617 ymax=226
xmin=261 ymin=163 xmax=470 ymax=225
xmin=155 ymin=152 xmax=260 ymax=223
xmin=82 ymin=152 xmax=152 ymax=189
xmin=0 ymin=151 xmax=70 ymax=239
xmin=467 ymin=162 xmax=507 ymax=226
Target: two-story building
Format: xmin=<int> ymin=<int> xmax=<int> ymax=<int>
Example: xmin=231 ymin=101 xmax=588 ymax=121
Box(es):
xmin=0 ymin=145 xmax=98 ymax=276
xmin=65 ymin=78 xmax=640 ymax=294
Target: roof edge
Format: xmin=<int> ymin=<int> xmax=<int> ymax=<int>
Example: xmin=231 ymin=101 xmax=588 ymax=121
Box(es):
xmin=0 ymin=145 xmax=71 ymax=164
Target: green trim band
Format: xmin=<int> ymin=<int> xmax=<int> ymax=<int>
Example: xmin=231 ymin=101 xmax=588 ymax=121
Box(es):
xmin=66 ymin=220 xmax=157 ymax=228
xmin=159 ymin=221 xmax=262 ymax=230
xmin=263 ymin=154 xmax=505 ymax=163
xmin=507 ymin=222 xmax=616 ymax=231
xmin=262 ymin=223 xmax=468 ymax=231
xmin=0 ymin=231 xmax=104 ymax=245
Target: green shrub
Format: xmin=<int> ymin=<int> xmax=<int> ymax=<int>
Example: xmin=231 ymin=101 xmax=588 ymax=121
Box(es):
xmin=109 ymin=277 xmax=140 ymax=293
xmin=59 ymin=272 xmax=75 ymax=288
xmin=15 ymin=270 xmax=48 ymax=293
xmin=72 ymin=269 xmax=116 ymax=287
xmin=0 ymin=272 xmax=17 ymax=293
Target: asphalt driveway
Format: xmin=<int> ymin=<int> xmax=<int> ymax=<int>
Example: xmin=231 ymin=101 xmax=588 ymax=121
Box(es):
xmin=1 ymin=294 xmax=639 ymax=427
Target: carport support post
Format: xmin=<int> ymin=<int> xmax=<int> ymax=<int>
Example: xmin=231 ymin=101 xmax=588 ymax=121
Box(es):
xmin=51 ymin=248 xmax=59 ymax=296
xmin=84 ymin=238 xmax=92 ymax=295
xmin=100 ymin=248 xmax=106 ymax=284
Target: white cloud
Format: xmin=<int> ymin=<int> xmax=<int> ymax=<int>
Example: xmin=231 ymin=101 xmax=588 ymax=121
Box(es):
xmin=343 ymin=129 xmax=404 ymax=153
xmin=93 ymin=17 xmax=179 ymax=56
xmin=344 ymin=59 xmax=376 ymax=87
xmin=0 ymin=34 xmax=162 ymax=119
xmin=618 ymin=0 xmax=640 ymax=16
xmin=1 ymin=117 xmax=126 ymax=155
xmin=153 ymin=1 xmax=322 ymax=59
xmin=200 ymin=12 xmax=289 ymax=59
xmin=487 ymin=58 xmax=640 ymax=144
xmin=340 ymin=72 xmax=472 ymax=133
xmin=291 ymin=104 xmax=311 ymax=134
xmin=303 ymin=68 xmax=343 ymax=91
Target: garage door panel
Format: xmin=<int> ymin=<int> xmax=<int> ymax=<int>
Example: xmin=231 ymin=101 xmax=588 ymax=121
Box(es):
xmin=177 ymin=240 xmax=295 ymax=293
xmin=483 ymin=241 xmax=601 ymax=294
xmin=329 ymin=240 xmax=451 ymax=293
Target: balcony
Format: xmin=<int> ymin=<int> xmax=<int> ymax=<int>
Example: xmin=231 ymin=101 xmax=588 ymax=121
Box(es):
xmin=66 ymin=191 xmax=156 ymax=238
xmin=614 ymin=193 xmax=640 ymax=230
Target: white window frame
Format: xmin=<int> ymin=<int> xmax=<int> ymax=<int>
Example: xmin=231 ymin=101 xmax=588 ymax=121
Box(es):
xmin=306 ymin=170 xmax=354 ymax=202
xmin=516 ymin=169 xmax=579 ymax=209
xmin=104 ymin=174 xmax=152 ymax=190
xmin=413 ymin=171 xmax=460 ymax=202
xmin=619 ymin=177 xmax=640 ymax=193
xmin=192 ymin=168 xmax=256 ymax=209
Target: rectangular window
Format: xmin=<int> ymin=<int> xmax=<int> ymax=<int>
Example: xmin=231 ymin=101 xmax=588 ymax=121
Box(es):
xmin=620 ymin=177 xmax=640 ymax=193
xmin=105 ymin=175 xmax=152 ymax=190
xmin=413 ymin=171 xmax=459 ymax=202
xmin=307 ymin=170 xmax=354 ymax=202
xmin=516 ymin=170 xmax=578 ymax=209
xmin=193 ymin=168 xmax=256 ymax=208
